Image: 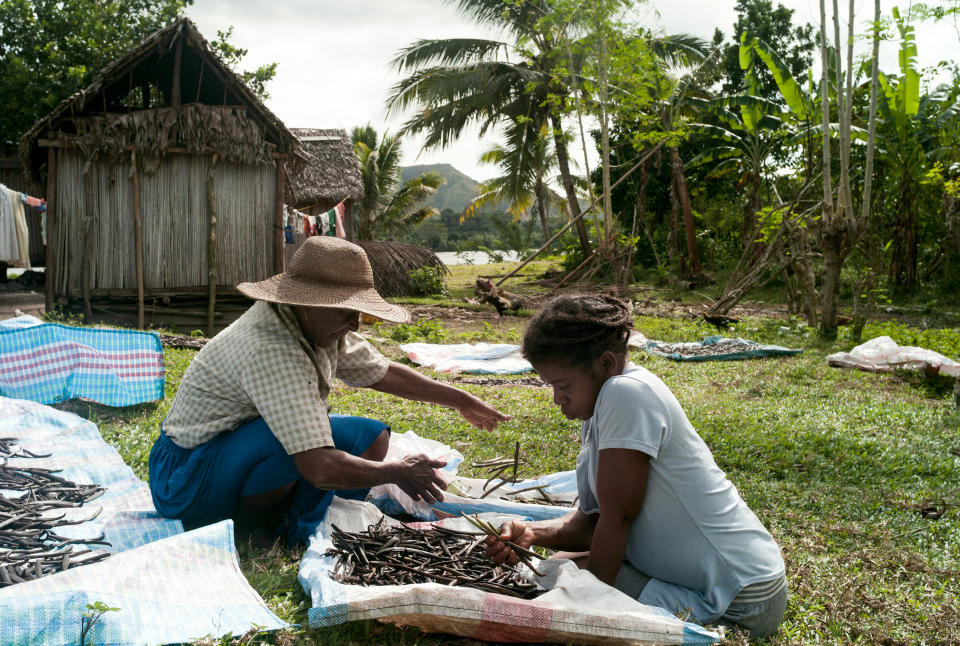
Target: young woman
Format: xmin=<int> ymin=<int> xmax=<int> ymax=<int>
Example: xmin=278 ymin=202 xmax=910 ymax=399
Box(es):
xmin=486 ymin=295 xmax=786 ymax=639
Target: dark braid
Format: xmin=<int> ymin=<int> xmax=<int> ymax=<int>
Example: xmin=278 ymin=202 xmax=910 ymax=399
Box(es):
xmin=522 ymin=294 xmax=632 ymax=368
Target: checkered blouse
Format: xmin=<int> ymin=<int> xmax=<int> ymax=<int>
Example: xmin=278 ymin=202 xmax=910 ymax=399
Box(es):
xmin=162 ymin=301 xmax=390 ymax=454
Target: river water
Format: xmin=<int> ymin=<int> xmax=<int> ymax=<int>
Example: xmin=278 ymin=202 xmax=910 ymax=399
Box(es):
xmin=434 ymin=250 xmax=527 ymax=266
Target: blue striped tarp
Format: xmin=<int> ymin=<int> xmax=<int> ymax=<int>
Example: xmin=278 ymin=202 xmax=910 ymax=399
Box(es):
xmin=0 ymin=315 xmax=164 ymax=406
xmin=0 ymin=397 xmax=287 ymax=645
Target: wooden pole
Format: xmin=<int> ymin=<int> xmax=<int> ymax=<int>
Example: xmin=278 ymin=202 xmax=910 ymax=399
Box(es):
xmin=81 ymin=164 xmax=94 ymax=321
xmin=495 ymin=140 xmax=665 ymax=288
xmin=130 ymin=150 xmax=145 ymax=329
xmin=45 ymin=148 xmax=57 ymax=314
xmin=206 ymin=153 xmax=219 ymax=335
xmin=343 ymin=200 xmax=355 ymax=241
xmin=171 ymin=31 xmax=183 ymax=109
xmin=274 ymin=158 xmax=286 ymax=274
xmin=553 ymin=248 xmax=601 ymax=290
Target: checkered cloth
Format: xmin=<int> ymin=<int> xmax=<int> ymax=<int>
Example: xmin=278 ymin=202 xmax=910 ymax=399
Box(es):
xmin=0 ymin=315 xmax=164 ymax=407
xmin=163 ymin=301 xmax=388 ymax=454
xmin=0 ymin=397 xmax=286 ymax=645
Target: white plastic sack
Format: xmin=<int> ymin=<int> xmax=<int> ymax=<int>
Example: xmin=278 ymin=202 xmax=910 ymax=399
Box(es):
xmin=827 ymin=336 xmax=960 ymax=377
xmin=300 ymin=498 xmax=720 ymax=645
xmin=400 ymin=342 xmax=533 ymax=374
xmin=368 ymin=431 xmax=574 ymax=522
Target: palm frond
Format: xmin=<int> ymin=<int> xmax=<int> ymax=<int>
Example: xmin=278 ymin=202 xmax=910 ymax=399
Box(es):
xmin=649 ymin=32 xmax=712 ymax=67
xmin=391 ymin=38 xmax=510 ymax=72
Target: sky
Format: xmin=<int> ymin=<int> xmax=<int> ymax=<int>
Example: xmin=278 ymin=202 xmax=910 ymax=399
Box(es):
xmin=185 ymin=0 xmax=960 ymax=182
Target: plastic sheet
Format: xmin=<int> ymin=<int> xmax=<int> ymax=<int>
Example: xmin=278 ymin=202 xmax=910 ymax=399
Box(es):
xmin=826 ymin=335 xmax=960 ymax=377
xmin=300 ymin=499 xmax=720 ymax=645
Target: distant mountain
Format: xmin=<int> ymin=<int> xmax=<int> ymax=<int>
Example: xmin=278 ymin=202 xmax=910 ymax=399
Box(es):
xmin=400 ymin=163 xmax=498 ymax=215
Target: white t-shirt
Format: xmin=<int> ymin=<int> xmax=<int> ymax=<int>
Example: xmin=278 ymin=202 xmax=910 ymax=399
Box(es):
xmin=576 ymin=363 xmax=785 ymax=622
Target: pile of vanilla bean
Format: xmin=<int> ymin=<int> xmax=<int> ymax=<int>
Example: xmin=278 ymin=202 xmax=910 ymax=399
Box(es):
xmin=325 ymin=520 xmax=543 ymax=599
xmin=0 ymin=438 xmax=111 ymax=587
xmin=650 ymin=339 xmax=757 ymax=357
xmin=470 ymin=442 xmax=569 ymax=506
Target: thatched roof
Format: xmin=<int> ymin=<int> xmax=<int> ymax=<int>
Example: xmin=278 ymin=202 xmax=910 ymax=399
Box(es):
xmin=287 ymin=128 xmax=363 ymax=212
xmin=357 ymin=241 xmax=449 ymax=297
xmin=19 ymin=18 xmax=302 ymax=182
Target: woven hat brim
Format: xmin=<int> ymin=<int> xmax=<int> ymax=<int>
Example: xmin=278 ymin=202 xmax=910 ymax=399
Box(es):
xmin=237 ymin=274 xmax=411 ymax=323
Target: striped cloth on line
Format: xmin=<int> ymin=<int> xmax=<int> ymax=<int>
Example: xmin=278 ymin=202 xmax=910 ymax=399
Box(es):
xmin=0 ymin=315 xmax=164 ymax=407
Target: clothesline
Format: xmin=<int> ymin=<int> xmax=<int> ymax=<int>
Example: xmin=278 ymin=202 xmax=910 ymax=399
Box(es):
xmin=283 ymin=201 xmax=346 ymax=242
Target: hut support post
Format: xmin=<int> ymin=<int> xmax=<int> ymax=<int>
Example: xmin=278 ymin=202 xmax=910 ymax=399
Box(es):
xmin=274 ymin=158 xmax=285 ymax=274
xmin=206 ymin=153 xmax=219 ymax=336
xmin=171 ymin=31 xmax=183 ymax=108
xmin=81 ymin=164 xmax=94 ymax=321
xmin=344 ymin=201 xmax=354 ymax=241
xmin=130 ymin=151 xmax=145 ymax=328
xmin=45 ymin=147 xmax=57 ymax=313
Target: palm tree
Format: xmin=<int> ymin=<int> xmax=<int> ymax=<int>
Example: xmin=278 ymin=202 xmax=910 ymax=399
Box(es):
xmin=644 ymin=33 xmax=715 ymax=279
xmin=385 ymin=0 xmax=593 ymax=259
xmin=463 ymin=119 xmax=566 ymax=243
xmin=351 ymin=125 xmax=445 ymax=241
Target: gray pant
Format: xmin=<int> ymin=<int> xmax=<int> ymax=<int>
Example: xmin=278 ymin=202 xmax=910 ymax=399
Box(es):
xmin=614 ymin=564 xmax=788 ymax=641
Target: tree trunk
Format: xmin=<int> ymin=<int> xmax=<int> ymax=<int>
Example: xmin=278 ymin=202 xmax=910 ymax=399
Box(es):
xmin=636 ymin=160 xmax=661 ymax=267
xmin=890 ymin=183 xmax=918 ymax=290
xmin=535 ymin=181 xmax=550 ymax=242
xmin=669 ymin=146 xmax=703 ymax=277
xmin=819 ymin=229 xmax=845 ymax=339
xmin=668 ymin=173 xmax=680 ymax=270
xmin=944 ymin=192 xmax=960 ymax=252
xmin=550 ymin=112 xmax=592 ymax=259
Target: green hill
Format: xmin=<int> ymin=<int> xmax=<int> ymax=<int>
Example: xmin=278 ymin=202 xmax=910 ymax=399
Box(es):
xmin=400 ymin=163 xmax=498 ymax=215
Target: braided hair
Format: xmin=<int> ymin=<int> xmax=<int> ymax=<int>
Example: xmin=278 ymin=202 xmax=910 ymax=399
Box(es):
xmin=522 ymin=294 xmax=633 ymax=369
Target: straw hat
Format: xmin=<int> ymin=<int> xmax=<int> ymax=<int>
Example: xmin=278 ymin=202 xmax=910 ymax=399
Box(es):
xmin=237 ymin=237 xmax=411 ymax=323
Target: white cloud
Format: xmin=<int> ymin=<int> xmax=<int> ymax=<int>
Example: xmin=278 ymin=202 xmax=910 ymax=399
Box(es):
xmin=184 ymin=0 xmax=960 ymax=183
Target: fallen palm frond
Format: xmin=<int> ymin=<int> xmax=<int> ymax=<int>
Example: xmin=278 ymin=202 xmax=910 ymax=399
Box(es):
xmin=357 ymin=240 xmax=448 ymax=297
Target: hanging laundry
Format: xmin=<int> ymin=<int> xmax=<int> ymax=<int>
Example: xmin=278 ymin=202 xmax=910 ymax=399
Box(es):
xmin=0 ymin=185 xmax=30 ymax=268
xmin=299 ymin=214 xmax=309 ymax=237
xmin=318 ymin=211 xmax=331 ymax=236
xmin=9 ymin=189 xmax=30 ymax=269
xmin=334 ymin=201 xmax=346 ymax=239
xmin=21 ymin=194 xmax=45 ymax=211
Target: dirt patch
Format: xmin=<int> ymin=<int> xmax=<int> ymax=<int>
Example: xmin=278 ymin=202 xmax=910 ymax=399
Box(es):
xmin=0 ymin=283 xmax=44 ymax=320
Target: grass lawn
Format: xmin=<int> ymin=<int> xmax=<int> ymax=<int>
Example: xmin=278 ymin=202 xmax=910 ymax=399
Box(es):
xmin=56 ymin=265 xmax=960 ymax=645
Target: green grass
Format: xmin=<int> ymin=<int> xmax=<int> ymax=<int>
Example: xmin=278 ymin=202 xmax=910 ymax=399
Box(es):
xmin=54 ymin=271 xmax=960 ymax=645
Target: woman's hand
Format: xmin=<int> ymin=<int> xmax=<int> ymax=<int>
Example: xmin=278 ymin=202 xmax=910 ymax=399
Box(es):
xmin=484 ymin=520 xmax=537 ymax=565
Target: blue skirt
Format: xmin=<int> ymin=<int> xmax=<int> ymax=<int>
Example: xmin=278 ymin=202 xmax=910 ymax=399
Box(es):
xmin=149 ymin=414 xmax=388 ymax=544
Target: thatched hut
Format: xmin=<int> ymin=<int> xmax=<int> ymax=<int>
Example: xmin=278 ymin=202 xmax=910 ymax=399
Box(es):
xmin=19 ymin=18 xmax=302 ymax=333
xmin=287 ymin=128 xmax=362 ymax=220
xmin=284 ymin=129 xmax=447 ymax=296
xmin=356 ymin=240 xmax=449 ymax=297
xmin=282 ymin=128 xmax=361 ymax=266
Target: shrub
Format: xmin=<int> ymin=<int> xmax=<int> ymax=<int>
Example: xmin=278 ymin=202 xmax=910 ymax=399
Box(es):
xmin=375 ymin=318 xmax=448 ymax=344
xmin=407 ymin=266 xmax=448 ymax=297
